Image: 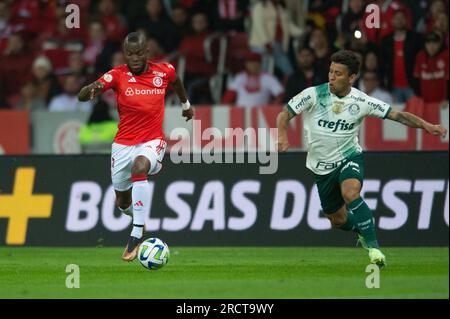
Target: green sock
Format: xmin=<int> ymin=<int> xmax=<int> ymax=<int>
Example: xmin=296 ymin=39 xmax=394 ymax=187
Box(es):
xmin=349 ymin=197 xmax=379 ymax=248
xmin=339 ymin=210 xmax=359 ymax=233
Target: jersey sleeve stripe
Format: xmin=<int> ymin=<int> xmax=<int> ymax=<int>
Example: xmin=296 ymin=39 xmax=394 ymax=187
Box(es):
xmin=383 ymin=106 xmax=392 ymax=119
xmin=286 ymin=103 xmax=297 ymax=116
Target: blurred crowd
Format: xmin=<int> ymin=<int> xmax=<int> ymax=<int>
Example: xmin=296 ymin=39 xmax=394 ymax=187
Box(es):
xmin=0 ymin=0 xmax=448 ymax=116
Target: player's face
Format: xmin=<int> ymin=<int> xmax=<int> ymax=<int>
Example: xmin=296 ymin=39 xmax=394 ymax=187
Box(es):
xmin=124 ymin=42 xmax=148 ymax=75
xmin=328 ymin=62 xmax=354 ymax=96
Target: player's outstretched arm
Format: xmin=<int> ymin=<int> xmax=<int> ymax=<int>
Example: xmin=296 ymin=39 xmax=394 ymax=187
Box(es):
xmin=276 ymin=107 xmax=295 ymax=152
xmin=78 ymin=81 xmax=104 ymax=102
xmin=171 ymin=76 xmax=193 ymax=121
xmin=387 ymin=109 xmax=447 ymax=138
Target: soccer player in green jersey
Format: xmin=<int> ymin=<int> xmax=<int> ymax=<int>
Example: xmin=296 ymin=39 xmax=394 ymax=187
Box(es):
xmin=276 ymin=50 xmax=447 ymax=266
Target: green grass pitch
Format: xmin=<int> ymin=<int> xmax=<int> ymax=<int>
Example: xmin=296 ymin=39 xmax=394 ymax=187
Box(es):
xmin=0 ymin=247 xmax=447 ymax=298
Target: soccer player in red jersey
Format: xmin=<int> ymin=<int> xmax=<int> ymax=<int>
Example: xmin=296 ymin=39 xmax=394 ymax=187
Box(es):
xmin=78 ymin=32 xmax=193 ymax=261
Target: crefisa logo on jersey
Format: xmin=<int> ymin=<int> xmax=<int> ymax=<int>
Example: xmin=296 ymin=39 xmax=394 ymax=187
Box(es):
xmin=153 ymin=76 xmax=163 ymax=87
xmin=368 ymin=101 xmax=386 ymax=113
xmin=348 ymin=104 xmax=360 ymax=116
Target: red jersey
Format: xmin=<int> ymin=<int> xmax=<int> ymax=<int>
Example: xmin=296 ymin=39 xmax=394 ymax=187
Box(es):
xmin=97 ymin=60 xmax=176 ymax=145
xmin=414 ymin=49 xmax=449 ymax=102
xmin=393 ymin=39 xmax=409 ymax=88
xmin=360 ymin=1 xmax=413 ymax=45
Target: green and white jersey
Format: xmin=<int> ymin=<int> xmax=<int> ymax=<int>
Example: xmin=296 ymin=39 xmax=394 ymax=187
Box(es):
xmin=286 ymin=83 xmax=391 ymax=175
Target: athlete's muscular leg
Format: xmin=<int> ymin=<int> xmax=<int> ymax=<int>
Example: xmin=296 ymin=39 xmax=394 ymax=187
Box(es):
xmin=341 ymin=178 xmax=380 ymax=248
xmin=131 ymin=156 xmax=151 ymax=176
xmin=326 ymin=204 xmax=348 ymax=228
xmin=341 ymin=178 xmax=362 ymax=204
xmin=115 ymin=189 xmax=132 ymax=210
xmin=130 ymin=155 xmax=151 ymax=238
xmin=326 ymin=178 xmax=362 ymax=230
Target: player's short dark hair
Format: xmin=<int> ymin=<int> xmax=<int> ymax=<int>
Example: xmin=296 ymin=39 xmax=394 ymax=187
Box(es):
xmin=124 ymin=32 xmax=145 ymax=44
xmin=330 ymin=50 xmax=361 ymax=76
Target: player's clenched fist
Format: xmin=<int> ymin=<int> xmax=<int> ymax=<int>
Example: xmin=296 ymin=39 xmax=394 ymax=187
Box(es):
xmin=89 ymin=82 xmax=104 ymax=100
xmin=182 ymin=108 xmax=194 ymax=121
xmin=78 ymin=81 xmax=104 ymax=102
xmin=276 ymin=138 xmax=289 ymax=152
xmin=424 ymin=123 xmax=447 ymax=138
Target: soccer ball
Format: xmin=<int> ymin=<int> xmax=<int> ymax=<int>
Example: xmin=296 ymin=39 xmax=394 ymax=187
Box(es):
xmin=138 ymin=238 xmax=170 ymax=270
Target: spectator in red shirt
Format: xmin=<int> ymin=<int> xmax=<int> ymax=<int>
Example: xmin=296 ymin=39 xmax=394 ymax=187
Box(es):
xmin=211 ymin=0 xmax=250 ymax=33
xmin=380 ymin=8 xmax=423 ymax=103
xmin=41 ymin=16 xmax=84 ymax=75
xmin=414 ymin=32 xmax=448 ymax=104
xmin=170 ymin=5 xmax=190 ymax=41
xmin=178 ymin=11 xmax=216 ymax=104
xmin=82 ymin=20 xmax=116 ymax=74
xmin=433 ymin=12 xmax=449 ymax=48
xmin=9 ymin=0 xmax=41 ymax=35
xmin=96 ymin=0 xmax=127 ymax=46
xmin=361 ymin=0 xmax=413 ymax=45
xmin=0 ymin=0 xmax=26 ymax=54
xmin=132 ymin=0 xmax=180 ymax=53
xmin=0 ymin=32 xmax=33 ymax=106
xmin=416 ymin=0 xmax=447 ymax=35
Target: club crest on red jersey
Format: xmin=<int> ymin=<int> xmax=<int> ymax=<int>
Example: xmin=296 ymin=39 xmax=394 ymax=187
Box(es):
xmin=153 ymin=76 xmax=163 ymax=87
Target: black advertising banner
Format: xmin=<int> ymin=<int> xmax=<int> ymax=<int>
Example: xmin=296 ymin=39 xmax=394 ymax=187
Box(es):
xmin=0 ymin=152 xmax=448 ymax=246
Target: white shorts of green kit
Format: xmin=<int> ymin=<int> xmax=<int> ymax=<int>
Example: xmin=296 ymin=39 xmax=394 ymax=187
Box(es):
xmin=111 ymin=138 xmax=167 ymax=191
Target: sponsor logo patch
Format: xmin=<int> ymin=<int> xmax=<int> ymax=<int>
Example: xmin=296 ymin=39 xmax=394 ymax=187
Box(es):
xmin=103 ymin=73 xmax=113 ymax=83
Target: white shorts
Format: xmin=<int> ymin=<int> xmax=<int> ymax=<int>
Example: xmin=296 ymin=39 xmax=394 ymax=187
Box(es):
xmin=111 ymin=139 xmax=167 ymax=191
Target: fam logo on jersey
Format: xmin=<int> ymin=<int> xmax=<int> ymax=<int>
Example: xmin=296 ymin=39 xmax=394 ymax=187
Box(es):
xmin=348 ymin=104 xmax=360 ymax=116
xmin=153 ymin=76 xmax=163 ymax=87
